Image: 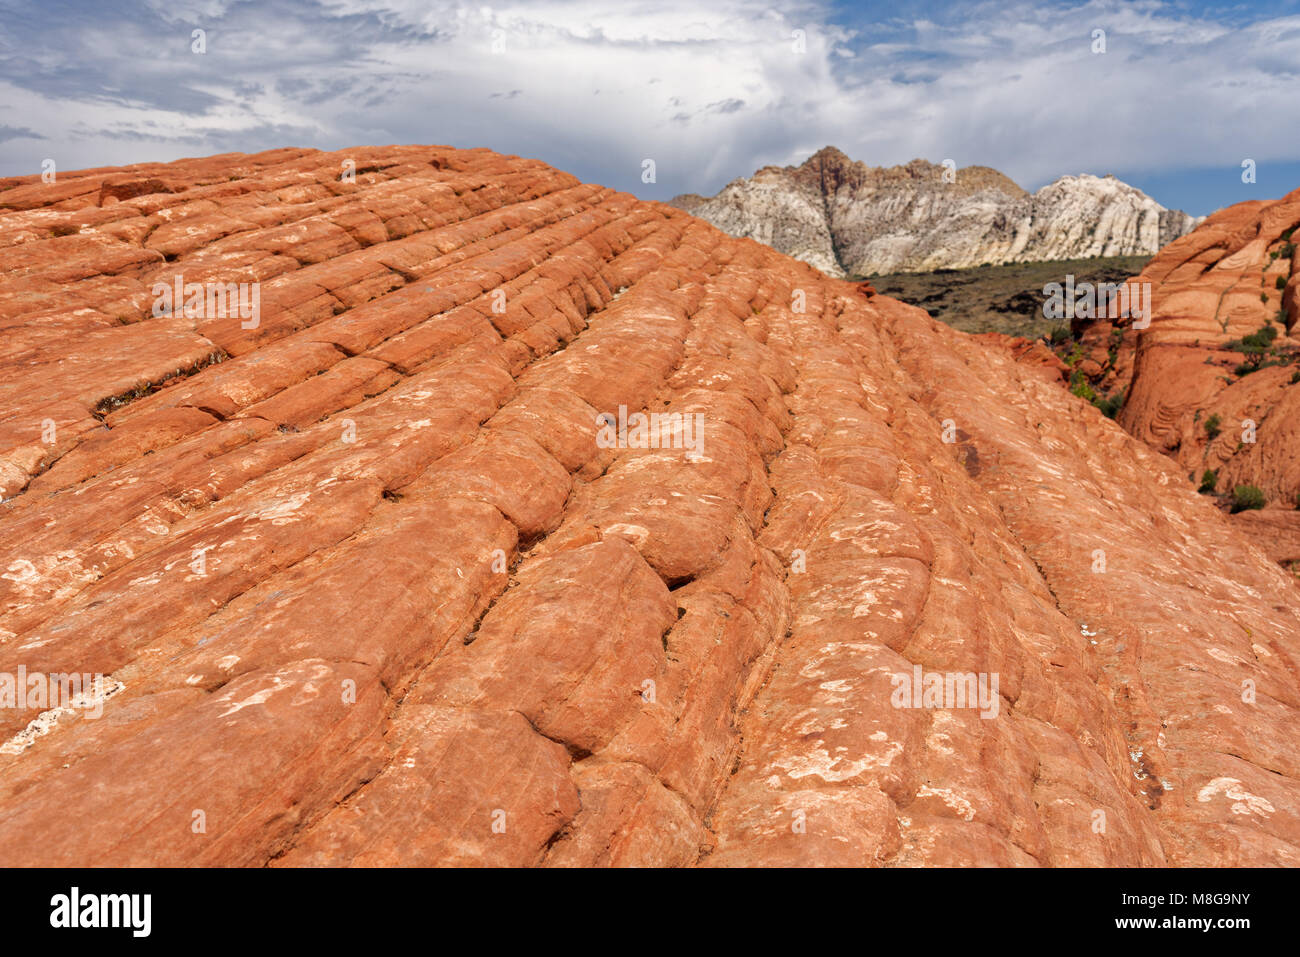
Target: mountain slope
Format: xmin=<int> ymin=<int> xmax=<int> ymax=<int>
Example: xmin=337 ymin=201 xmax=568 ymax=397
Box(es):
xmin=0 ymin=147 xmax=1296 ymax=866
xmin=672 ymin=146 xmax=1202 ymax=277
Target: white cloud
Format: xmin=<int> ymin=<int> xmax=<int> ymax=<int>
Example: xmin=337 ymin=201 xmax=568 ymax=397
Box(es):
xmin=0 ymin=0 xmax=1296 ymax=205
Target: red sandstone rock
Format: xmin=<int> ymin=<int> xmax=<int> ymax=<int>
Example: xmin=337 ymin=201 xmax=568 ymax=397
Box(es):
xmin=1072 ymin=187 xmax=1300 ymax=561
xmin=0 ymin=146 xmax=1297 ymax=868
xmin=974 ymin=331 xmax=1070 ymax=384
xmin=98 ymin=177 xmax=175 ymax=206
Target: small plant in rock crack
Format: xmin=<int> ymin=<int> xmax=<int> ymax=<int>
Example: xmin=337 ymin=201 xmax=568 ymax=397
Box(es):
xmin=1069 ymin=371 xmax=1096 ymax=402
xmin=1046 ymin=323 xmax=1073 ymax=347
xmin=1278 ymin=276 xmax=1289 ymax=290
xmin=1226 ymin=323 xmax=1279 ymax=355
xmin=1092 ymin=388 xmax=1125 ymax=419
xmin=1230 ymin=485 xmax=1266 ymax=513
xmin=1226 ymin=322 xmax=1290 ymax=376
xmin=1199 ymin=469 xmax=1218 ymax=494
xmin=1107 ymin=327 xmax=1125 ymax=365
xmin=1235 ymin=358 xmax=1289 ymax=377
xmin=1204 ymin=413 xmax=1222 ymax=439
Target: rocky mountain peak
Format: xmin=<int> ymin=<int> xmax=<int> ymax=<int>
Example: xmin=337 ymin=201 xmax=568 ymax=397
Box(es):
xmin=803 ymin=144 xmax=854 ymax=170
xmin=673 ymin=146 xmax=1199 ymax=277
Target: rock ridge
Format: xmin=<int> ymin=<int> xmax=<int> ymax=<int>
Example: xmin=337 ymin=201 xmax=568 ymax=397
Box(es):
xmin=671 ymin=146 xmax=1203 ymax=277
xmin=0 ymin=146 xmax=1295 ymax=866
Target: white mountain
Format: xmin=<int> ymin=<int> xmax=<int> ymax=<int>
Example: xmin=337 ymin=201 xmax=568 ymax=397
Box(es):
xmin=670 ymin=147 xmax=1202 ymax=277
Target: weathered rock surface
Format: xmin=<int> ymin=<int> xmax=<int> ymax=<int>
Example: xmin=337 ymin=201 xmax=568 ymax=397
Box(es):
xmin=672 ymin=146 xmax=1202 ymax=278
xmin=0 ymin=147 xmax=1297 ymax=867
xmin=1070 ymin=187 xmax=1300 ymax=571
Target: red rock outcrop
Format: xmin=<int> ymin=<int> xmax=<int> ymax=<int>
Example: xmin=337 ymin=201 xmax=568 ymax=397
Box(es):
xmin=0 ymin=147 xmax=1298 ymax=867
xmin=1072 ymin=187 xmax=1300 ymax=570
xmin=974 ymin=331 xmax=1070 ymax=385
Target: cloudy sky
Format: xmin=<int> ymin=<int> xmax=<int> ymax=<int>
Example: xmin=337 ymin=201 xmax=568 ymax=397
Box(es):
xmin=1 ymin=0 xmax=1298 ymax=215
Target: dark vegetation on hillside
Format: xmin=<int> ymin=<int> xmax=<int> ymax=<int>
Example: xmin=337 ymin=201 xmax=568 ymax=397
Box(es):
xmin=866 ymin=255 xmax=1151 ymax=338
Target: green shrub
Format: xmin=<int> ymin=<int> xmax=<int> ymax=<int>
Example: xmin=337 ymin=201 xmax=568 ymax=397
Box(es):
xmin=1092 ymin=389 xmax=1125 ymax=419
xmin=1278 ymin=275 xmax=1289 ymax=290
xmin=1205 ymin=413 xmax=1222 ymax=438
xmin=1237 ymin=358 xmax=1289 ymax=376
xmin=1226 ymin=323 xmax=1281 ymax=374
xmin=1242 ymin=323 xmax=1279 ymax=350
xmin=1261 ymin=292 xmax=1269 ymax=303
xmin=1070 ymin=378 xmax=1096 ymax=402
xmin=1230 ymin=485 xmax=1266 ymax=512
xmin=1199 ymin=469 xmax=1217 ymax=494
